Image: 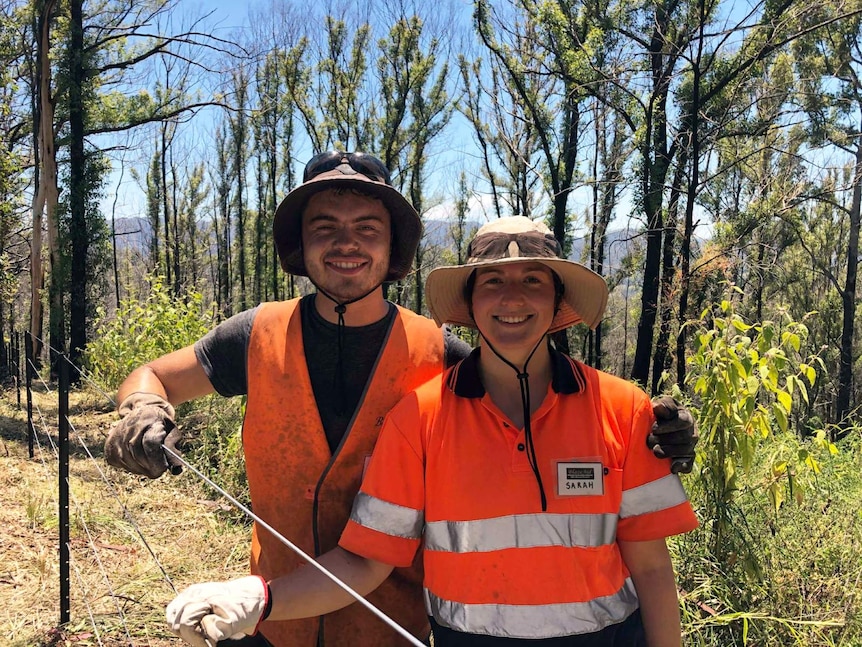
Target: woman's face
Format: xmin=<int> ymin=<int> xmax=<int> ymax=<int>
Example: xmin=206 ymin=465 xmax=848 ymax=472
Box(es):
xmin=470 ymin=262 xmax=557 ymax=355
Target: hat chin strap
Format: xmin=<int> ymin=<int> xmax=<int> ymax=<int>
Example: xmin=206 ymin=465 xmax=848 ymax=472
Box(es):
xmin=314 ymin=282 xmax=383 ymax=416
xmin=477 ymin=327 xmax=549 ymax=512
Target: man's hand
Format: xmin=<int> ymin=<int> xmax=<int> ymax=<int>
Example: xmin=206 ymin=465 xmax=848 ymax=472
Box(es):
xmin=104 ymin=392 xmax=183 ymax=478
xmin=649 ymin=396 xmax=698 ymax=474
xmin=166 ymin=576 xmax=270 ymax=647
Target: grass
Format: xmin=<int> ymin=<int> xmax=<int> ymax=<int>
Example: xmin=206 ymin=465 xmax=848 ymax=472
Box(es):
xmin=0 ymin=385 xmax=251 ymax=646
xmin=673 ymin=431 xmax=862 ymax=646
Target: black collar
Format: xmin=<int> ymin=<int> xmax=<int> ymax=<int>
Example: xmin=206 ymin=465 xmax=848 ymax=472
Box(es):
xmin=445 ymin=345 xmax=586 ymax=398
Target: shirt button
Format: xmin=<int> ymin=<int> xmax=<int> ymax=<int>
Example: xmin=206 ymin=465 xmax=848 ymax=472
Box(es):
xmin=517 ymin=443 xmax=525 ymax=451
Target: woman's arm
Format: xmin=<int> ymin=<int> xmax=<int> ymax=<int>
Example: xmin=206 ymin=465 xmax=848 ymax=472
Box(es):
xmin=268 ymin=546 xmax=394 ymax=620
xmin=166 ymin=547 xmax=394 ymax=646
xmin=617 ymin=538 xmax=682 ymax=647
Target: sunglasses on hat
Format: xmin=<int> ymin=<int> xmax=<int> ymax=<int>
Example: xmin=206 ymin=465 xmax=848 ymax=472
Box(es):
xmin=467 ymin=230 xmax=563 ymax=262
xmin=303 ymin=150 xmax=392 ymax=185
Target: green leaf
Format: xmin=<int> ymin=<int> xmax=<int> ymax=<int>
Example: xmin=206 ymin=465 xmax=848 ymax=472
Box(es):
xmin=772 ymin=402 xmax=788 ymax=433
xmin=776 ymin=390 xmax=792 ymax=412
xmin=732 ymin=319 xmax=753 ymax=332
xmin=782 ymin=331 xmax=801 ymax=352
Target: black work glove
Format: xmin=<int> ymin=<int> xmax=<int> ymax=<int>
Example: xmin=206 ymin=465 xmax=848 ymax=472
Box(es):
xmin=648 ymin=395 xmax=698 ymax=474
xmin=104 ymin=392 xmax=184 ymax=478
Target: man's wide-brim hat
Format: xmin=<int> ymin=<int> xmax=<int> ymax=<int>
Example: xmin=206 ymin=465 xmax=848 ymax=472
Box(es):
xmin=273 ymin=153 xmax=421 ymax=282
xmin=426 ymin=216 xmax=609 ymax=333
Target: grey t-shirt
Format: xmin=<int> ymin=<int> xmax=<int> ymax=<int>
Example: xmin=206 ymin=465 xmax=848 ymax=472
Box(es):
xmin=194 ymin=295 xmax=471 ymax=452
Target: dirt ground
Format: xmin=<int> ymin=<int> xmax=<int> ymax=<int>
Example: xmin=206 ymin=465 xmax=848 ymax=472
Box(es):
xmin=0 ymin=385 xmax=252 ymax=647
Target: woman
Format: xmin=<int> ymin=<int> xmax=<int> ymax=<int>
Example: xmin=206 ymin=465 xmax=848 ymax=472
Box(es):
xmin=168 ymin=216 xmax=698 ymax=647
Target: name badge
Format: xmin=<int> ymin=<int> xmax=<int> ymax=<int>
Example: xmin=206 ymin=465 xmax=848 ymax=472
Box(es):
xmin=557 ymin=462 xmax=604 ymax=496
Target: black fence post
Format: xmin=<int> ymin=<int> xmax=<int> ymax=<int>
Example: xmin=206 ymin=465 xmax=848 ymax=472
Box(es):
xmin=58 ymin=351 xmax=70 ymax=625
xmin=24 ymin=334 xmax=33 ymax=459
xmin=14 ymin=331 xmax=21 ymax=410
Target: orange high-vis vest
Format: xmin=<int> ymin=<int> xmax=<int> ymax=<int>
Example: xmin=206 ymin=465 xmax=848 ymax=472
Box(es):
xmin=243 ymin=299 xmax=444 ymax=646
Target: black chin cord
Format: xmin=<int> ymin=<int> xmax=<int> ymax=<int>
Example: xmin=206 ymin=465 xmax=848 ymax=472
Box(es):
xmin=317 ymin=286 xmax=380 ymax=416
xmin=481 ymin=334 xmax=548 ymax=511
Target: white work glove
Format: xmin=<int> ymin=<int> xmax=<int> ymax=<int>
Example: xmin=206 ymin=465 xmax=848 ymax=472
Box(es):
xmin=166 ymin=575 xmax=271 ymax=647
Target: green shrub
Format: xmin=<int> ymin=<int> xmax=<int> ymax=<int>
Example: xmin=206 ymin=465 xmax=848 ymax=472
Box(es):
xmin=84 ymin=274 xmax=249 ymax=506
xmin=676 ymin=290 xmax=860 ymax=645
xmin=676 ymin=429 xmax=862 ymax=646
xmin=84 ymin=274 xmax=215 ymax=391
xmin=183 ymin=394 xmax=250 ymax=521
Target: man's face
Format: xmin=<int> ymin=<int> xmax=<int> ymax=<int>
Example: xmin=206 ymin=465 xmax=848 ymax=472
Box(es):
xmin=301 ymin=188 xmax=392 ymax=302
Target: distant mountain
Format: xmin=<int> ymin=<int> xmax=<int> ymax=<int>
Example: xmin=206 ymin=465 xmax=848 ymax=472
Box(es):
xmin=112 ymin=214 xmax=646 ymax=277
xmin=112 ymin=217 xmax=151 ymax=251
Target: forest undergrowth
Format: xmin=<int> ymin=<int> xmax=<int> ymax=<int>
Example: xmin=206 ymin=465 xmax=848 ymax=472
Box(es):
xmin=0 ymin=386 xmax=251 ymax=647
xmin=0 ymin=380 xmax=860 ymax=646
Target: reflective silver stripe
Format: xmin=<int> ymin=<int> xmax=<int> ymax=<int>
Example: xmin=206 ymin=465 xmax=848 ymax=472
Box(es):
xmin=424 ymin=578 xmax=639 ymax=638
xmin=424 ymin=513 xmax=617 ymax=552
xmin=620 ymin=473 xmax=689 ymax=519
xmin=349 ymin=492 xmax=424 ymax=539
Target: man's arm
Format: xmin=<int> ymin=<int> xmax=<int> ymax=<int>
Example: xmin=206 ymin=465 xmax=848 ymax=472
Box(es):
xmin=117 ymin=345 xmax=215 ymax=406
xmin=649 ymin=396 xmax=698 ymax=474
xmin=106 ymin=345 xmax=215 ymax=478
xmin=618 ymin=539 xmax=682 ymax=647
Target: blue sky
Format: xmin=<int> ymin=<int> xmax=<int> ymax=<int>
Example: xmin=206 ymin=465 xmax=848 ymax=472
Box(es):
xmin=101 ymin=0 xmax=492 ymax=227
xmin=192 ymin=0 xmax=253 ymax=31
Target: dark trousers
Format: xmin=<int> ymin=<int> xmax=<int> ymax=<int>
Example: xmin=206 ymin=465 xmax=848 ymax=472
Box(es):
xmin=218 ymin=635 xmax=273 ymax=646
xmin=429 ymin=609 xmax=646 ymax=646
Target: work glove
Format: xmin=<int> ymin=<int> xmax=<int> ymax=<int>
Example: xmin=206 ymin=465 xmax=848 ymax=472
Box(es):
xmin=104 ymin=392 xmax=183 ymax=479
xmin=649 ymin=395 xmax=698 ymax=474
xmin=166 ymin=575 xmax=271 ymax=647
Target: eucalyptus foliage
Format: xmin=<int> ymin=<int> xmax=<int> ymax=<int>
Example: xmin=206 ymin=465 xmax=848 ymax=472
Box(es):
xmin=83 ymin=274 xmax=214 ymax=391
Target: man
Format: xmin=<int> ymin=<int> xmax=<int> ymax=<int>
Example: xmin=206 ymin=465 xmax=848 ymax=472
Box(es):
xmin=105 ymin=151 xmax=697 ymax=647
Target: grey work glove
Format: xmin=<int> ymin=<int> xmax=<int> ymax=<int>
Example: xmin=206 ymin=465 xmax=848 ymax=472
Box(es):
xmin=104 ymin=392 xmax=183 ymax=478
xmin=166 ymin=575 xmax=271 ymax=647
xmin=648 ymin=395 xmax=698 ymax=474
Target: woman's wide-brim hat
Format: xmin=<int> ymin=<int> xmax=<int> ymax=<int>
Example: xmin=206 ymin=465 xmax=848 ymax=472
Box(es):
xmin=273 ymin=155 xmax=421 ymax=282
xmin=426 ymin=216 xmax=609 ymax=332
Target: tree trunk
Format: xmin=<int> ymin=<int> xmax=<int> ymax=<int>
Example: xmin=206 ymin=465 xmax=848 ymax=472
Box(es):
xmin=652 ymin=152 xmax=686 ymax=395
xmin=160 ymin=121 xmax=172 ymax=289
xmin=171 ymin=150 xmax=181 ymax=295
xmin=631 ymin=155 xmax=669 ymax=386
xmin=836 ymin=139 xmax=862 ymax=434
xmin=631 ymin=15 xmax=674 ymax=386
xmin=67 ymin=0 xmax=85 ymax=375
xmin=30 ymin=0 xmax=59 ymax=369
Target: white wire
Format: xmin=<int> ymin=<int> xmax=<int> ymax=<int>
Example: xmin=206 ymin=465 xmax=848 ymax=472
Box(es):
xmin=163 ymin=446 xmax=425 ymax=647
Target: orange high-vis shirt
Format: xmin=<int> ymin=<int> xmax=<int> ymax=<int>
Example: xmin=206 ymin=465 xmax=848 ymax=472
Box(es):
xmin=340 ymin=348 xmax=698 ymax=641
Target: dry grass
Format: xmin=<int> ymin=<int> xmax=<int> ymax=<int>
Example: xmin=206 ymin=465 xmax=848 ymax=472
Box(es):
xmin=0 ymin=385 xmax=252 ymax=646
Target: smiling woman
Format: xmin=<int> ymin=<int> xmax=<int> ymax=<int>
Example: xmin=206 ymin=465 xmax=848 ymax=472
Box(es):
xmin=469 ymin=262 xmax=557 ymax=364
